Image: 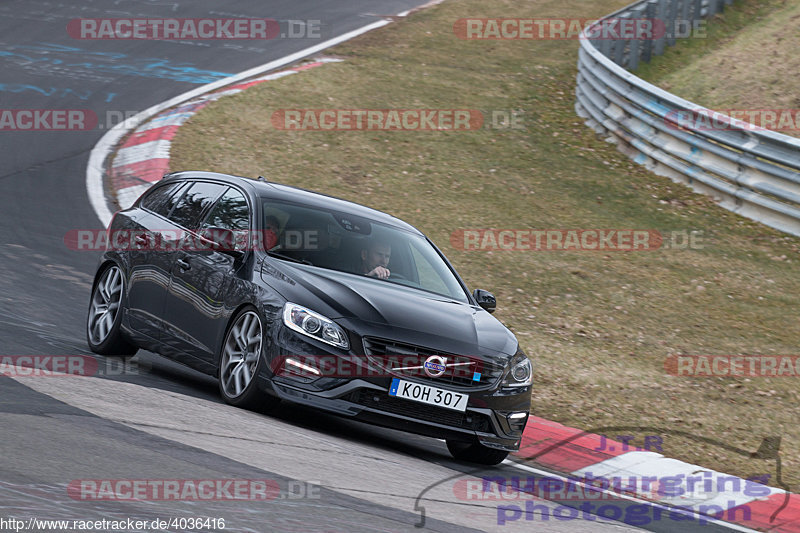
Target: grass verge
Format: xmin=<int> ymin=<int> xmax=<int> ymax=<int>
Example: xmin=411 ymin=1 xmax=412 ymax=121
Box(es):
xmin=636 ymin=0 xmax=800 ymax=137
xmin=170 ymin=0 xmax=800 ymax=487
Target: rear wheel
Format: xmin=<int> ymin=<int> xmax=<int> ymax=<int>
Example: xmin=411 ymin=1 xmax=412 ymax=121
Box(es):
xmin=446 ymin=439 xmax=509 ymax=465
xmin=86 ymin=265 xmax=138 ymax=356
xmin=218 ymin=307 xmax=279 ymax=410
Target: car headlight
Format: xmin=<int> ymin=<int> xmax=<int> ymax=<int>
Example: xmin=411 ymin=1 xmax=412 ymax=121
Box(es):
xmin=501 ymin=349 xmax=532 ymax=388
xmin=282 ymin=302 xmax=349 ymax=350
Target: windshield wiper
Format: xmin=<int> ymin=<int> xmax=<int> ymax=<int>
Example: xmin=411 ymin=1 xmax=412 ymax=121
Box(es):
xmin=266 ymin=250 xmax=312 ymax=265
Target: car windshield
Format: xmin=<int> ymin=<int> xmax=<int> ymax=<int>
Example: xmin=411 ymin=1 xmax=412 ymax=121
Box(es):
xmin=261 ymin=199 xmax=469 ymax=302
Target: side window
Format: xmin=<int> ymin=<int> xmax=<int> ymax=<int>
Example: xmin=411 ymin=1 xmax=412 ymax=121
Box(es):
xmin=153 ymin=182 xmax=190 ymax=218
xmin=140 ymin=182 xmax=181 ymax=215
xmin=201 ymin=188 xmax=251 ymax=251
xmin=168 ymin=182 xmax=227 ymax=229
xmin=201 ymin=187 xmax=250 ymax=231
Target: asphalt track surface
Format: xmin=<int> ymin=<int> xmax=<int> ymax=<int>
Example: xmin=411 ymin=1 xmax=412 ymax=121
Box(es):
xmin=0 ymin=1 xmax=749 ymax=532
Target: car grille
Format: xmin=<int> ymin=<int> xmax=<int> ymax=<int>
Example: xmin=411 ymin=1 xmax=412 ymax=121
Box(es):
xmin=348 ymin=389 xmax=491 ymax=432
xmin=362 ymin=337 xmax=505 ymax=389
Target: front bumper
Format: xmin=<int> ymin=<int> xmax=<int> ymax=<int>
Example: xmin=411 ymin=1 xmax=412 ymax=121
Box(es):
xmin=257 ymin=326 xmax=531 ymax=451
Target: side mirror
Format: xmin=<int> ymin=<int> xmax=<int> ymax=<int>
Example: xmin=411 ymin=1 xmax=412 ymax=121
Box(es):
xmin=199 ymin=227 xmax=241 ymax=257
xmin=473 ymin=289 xmax=496 ymax=313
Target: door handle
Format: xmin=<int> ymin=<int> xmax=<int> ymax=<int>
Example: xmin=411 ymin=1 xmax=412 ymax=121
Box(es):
xmin=177 ymin=258 xmax=190 ymax=271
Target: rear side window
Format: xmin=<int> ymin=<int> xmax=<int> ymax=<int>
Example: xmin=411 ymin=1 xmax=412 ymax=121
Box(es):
xmin=153 ymin=182 xmax=190 ymax=218
xmin=140 ymin=182 xmax=181 ymax=214
xmin=201 ymin=187 xmax=250 ymax=231
xmin=168 ymin=182 xmax=227 ymax=229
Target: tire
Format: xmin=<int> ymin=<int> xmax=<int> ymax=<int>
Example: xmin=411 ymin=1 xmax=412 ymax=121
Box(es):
xmin=446 ymin=439 xmax=510 ymax=465
xmin=86 ymin=264 xmax=138 ymax=357
xmin=218 ymin=307 xmax=280 ymax=410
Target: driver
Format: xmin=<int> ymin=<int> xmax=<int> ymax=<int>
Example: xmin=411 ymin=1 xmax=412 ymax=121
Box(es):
xmin=361 ymin=241 xmax=391 ymax=279
xmin=263 ymin=215 xmax=280 ymax=250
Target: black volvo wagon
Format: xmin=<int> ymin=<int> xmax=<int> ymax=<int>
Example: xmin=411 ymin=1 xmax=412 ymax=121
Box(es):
xmin=87 ymin=171 xmax=532 ymax=465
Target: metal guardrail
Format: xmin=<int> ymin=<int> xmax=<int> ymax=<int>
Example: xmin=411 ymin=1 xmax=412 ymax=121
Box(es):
xmin=575 ymin=0 xmax=800 ymax=236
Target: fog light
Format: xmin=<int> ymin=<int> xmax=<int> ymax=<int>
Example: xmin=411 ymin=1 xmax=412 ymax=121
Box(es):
xmin=506 ymin=411 xmax=528 ymax=431
xmin=285 ymin=357 xmax=322 ymax=376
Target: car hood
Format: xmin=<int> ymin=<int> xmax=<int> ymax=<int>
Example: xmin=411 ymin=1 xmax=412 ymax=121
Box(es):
xmin=260 ymin=260 xmax=518 ymax=357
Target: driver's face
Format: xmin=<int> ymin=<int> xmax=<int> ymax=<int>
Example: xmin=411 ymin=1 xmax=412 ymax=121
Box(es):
xmin=363 ymin=244 xmax=391 ymax=271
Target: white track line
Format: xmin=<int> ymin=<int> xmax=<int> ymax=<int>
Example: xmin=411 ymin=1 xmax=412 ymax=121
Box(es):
xmin=86 ymin=18 xmax=393 ymax=226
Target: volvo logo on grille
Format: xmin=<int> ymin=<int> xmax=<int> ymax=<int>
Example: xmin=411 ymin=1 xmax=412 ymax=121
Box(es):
xmin=423 ymin=355 xmax=447 ymax=378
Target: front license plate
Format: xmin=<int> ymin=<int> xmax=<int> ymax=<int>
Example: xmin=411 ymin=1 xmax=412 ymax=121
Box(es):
xmin=389 ymin=378 xmax=469 ymax=412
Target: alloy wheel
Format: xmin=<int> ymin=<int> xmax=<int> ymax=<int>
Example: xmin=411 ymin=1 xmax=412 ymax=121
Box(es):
xmin=88 ymin=265 xmax=123 ymax=345
xmin=220 ymin=311 xmax=262 ymax=398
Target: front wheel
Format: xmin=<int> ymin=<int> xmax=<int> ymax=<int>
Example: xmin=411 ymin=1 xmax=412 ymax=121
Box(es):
xmin=218 ymin=307 xmax=279 ymax=410
xmin=446 ymin=439 xmax=509 ymax=465
xmin=86 ymin=264 xmax=138 ymax=356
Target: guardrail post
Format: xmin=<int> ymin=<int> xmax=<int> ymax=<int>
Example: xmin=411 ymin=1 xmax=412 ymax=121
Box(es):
xmin=612 ymin=38 xmax=625 ymax=67
xmin=628 ymin=6 xmax=646 ymax=70
xmin=614 ymin=13 xmax=629 ymax=66
xmin=599 ymin=33 xmax=613 ymax=58
xmin=707 ymin=0 xmax=719 ymax=16
xmin=654 ymin=0 xmax=668 ymax=55
xmin=680 ymin=0 xmax=691 ymax=37
xmin=666 ymin=0 xmax=678 ymax=46
xmin=693 ymin=0 xmax=703 ymax=19
xmin=642 ymin=0 xmax=658 ymax=62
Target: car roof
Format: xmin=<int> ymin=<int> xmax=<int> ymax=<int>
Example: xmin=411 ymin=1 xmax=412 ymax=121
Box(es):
xmin=162 ymin=171 xmax=423 ymax=235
